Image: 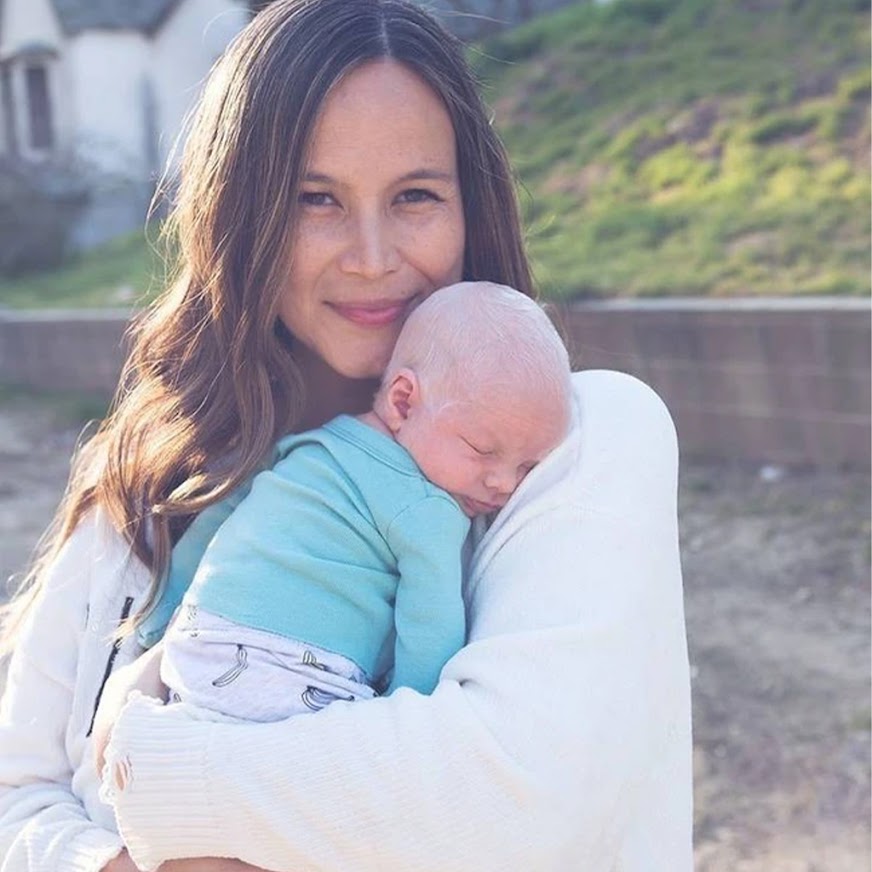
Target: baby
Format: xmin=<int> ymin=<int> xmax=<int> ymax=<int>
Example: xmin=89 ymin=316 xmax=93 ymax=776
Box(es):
xmin=156 ymin=281 xmax=572 ymax=721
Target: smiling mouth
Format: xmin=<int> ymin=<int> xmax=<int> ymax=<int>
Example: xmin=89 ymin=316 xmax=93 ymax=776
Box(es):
xmin=329 ymin=296 xmax=419 ymax=327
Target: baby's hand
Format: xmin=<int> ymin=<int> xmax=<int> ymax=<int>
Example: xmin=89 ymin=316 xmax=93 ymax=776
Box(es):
xmin=93 ymin=642 xmax=167 ymax=777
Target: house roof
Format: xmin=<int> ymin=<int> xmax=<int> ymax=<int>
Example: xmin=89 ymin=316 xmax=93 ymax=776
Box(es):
xmin=50 ymin=0 xmax=181 ymax=36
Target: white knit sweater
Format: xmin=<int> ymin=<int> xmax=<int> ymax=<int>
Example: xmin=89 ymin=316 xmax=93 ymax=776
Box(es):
xmin=0 ymin=370 xmax=693 ymax=872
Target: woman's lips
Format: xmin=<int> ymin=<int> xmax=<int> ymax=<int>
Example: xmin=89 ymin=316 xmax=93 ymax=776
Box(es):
xmin=329 ymin=297 xmax=417 ymax=327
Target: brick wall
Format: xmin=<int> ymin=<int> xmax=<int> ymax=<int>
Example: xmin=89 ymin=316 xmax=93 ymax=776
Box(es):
xmin=2 ymin=299 xmax=869 ymax=467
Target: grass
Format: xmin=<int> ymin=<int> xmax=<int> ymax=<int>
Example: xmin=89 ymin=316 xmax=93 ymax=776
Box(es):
xmin=0 ymin=0 xmax=868 ymax=305
xmin=0 ymin=383 xmax=109 ymax=427
xmin=474 ymin=0 xmax=871 ymax=299
xmin=0 ymin=230 xmax=167 ymax=309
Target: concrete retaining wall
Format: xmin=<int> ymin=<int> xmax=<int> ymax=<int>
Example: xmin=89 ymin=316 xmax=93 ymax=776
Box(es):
xmin=555 ymin=298 xmax=870 ymax=468
xmin=1 ymin=298 xmax=869 ymax=468
xmin=0 ymin=310 xmax=132 ymax=394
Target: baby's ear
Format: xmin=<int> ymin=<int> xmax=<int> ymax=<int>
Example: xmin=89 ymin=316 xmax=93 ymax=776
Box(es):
xmin=383 ymin=368 xmax=419 ymax=431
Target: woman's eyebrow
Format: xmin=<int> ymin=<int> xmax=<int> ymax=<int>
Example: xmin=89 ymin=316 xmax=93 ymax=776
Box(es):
xmin=301 ymin=168 xmax=456 ymax=184
xmin=395 ymin=169 xmax=457 ymax=183
xmin=301 ymin=171 xmax=334 ymax=184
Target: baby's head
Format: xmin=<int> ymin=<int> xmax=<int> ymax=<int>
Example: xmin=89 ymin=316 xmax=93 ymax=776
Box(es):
xmin=374 ymin=281 xmax=572 ymax=517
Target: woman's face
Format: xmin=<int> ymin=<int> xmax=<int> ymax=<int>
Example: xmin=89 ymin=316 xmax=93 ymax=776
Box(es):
xmin=280 ymin=59 xmax=466 ymax=380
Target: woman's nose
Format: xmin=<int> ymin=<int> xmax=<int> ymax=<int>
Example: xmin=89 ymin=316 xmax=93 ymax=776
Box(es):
xmin=338 ymin=211 xmax=400 ymax=279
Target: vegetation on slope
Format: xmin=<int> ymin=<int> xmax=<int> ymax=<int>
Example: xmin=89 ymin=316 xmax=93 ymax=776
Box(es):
xmin=0 ymin=0 xmax=867 ymax=307
xmin=476 ymin=0 xmax=870 ymax=298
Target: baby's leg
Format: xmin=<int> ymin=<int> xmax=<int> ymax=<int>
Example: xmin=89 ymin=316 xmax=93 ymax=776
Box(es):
xmin=161 ymin=605 xmax=375 ymax=721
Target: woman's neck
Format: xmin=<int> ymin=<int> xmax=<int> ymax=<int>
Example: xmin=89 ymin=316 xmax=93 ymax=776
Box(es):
xmin=295 ymin=345 xmax=380 ymax=431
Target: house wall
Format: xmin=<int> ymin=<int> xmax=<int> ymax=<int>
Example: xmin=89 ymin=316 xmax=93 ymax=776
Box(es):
xmin=152 ymin=0 xmax=250 ymax=172
xmin=63 ymin=1 xmax=248 ymax=247
xmin=0 ymin=0 xmax=249 ymax=248
xmin=1 ymin=299 xmax=869 ymax=468
xmin=67 ymin=31 xmax=151 ymax=177
xmin=0 ymin=0 xmax=62 ymax=58
xmin=62 ymin=32 xmax=155 ymax=249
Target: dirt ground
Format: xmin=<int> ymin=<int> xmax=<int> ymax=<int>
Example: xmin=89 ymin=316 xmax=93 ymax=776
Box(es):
xmin=1 ymin=392 xmax=869 ymax=871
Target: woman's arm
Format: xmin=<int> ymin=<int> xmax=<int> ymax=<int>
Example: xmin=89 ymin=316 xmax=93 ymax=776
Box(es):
xmin=106 ymin=372 xmax=693 ymax=872
xmin=0 ymin=516 xmax=127 ymax=872
xmin=0 ymin=511 xmax=274 ymax=872
xmin=92 ymin=643 xmax=166 ymax=779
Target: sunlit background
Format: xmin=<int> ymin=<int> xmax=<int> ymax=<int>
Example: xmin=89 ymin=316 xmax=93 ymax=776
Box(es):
xmin=0 ymin=1 xmax=869 ymax=870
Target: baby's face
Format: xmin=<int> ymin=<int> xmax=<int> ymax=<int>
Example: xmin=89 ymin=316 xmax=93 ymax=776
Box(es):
xmin=397 ymin=388 xmax=569 ymax=517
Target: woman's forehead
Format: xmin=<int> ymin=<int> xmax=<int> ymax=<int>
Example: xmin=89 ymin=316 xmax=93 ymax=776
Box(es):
xmin=305 ymin=60 xmax=457 ymax=175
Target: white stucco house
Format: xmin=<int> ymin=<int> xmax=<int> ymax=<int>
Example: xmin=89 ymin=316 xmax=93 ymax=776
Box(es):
xmin=0 ymin=0 xmax=250 ymax=247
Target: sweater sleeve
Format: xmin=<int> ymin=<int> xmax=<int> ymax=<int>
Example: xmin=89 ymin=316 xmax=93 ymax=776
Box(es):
xmin=385 ymin=496 xmax=469 ymax=694
xmin=106 ymin=372 xmax=693 ymax=872
xmin=0 ymin=516 xmax=126 ymax=872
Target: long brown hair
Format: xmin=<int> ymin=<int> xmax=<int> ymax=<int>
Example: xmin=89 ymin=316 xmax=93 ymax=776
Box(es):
xmin=1 ymin=0 xmax=534 ymax=649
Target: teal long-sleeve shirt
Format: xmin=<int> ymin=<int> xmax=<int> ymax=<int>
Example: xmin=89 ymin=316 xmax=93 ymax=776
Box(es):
xmin=140 ymin=415 xmax=470 ymax=695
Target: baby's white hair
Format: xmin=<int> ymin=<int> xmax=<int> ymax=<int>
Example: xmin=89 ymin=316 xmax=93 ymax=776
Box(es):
xmin=381 ymin=281 xmax=572 ymax=414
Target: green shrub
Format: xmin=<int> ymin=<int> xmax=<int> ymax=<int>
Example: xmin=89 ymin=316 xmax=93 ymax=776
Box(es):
xmin=749 ymin=113 xmax=818 ymax=145
xmin=604 ymin=0 xmax=675 ymax=27
xmin=838 ymin=67 xmax=872 ymax=101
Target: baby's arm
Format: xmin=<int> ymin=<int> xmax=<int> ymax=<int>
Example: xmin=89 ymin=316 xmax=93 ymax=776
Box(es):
xmin=385 ymin=496 xmax=470 ymax=694
xmin=134 ymin=484 xmax=253 ymax=649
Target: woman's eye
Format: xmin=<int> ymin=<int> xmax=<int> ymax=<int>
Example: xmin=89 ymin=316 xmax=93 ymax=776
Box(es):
xmin=298 ymin=191 xmax=335 ymax=207
xmin=397 ymin=188 xmax=441 ymax=205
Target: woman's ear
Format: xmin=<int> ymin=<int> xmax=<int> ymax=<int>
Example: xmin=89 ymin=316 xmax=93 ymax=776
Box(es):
xmin=382 ymin=368 xmax=420 ymax=433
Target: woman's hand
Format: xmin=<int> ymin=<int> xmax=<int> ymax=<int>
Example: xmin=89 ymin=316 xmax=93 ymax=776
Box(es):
xmin=92 ymin=642 xmax=167 ymax=777
xmin=93 ymin=650 xmax=270 ymax=872
xmin=101 ymin=851 xmax=267 ymax=872
xmin=101 ymin=849 xmax=140 ymax=872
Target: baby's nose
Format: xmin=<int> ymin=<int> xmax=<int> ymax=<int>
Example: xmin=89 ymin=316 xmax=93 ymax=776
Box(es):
xmin=485 ymin=468 xmax=519 ymax=495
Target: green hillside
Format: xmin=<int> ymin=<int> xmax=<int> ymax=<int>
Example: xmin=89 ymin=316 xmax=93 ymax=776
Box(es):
xmin=0 ymin=0 xmax=867 ymax=308
xmin=477 ymin=0 xmax=870 ymax=298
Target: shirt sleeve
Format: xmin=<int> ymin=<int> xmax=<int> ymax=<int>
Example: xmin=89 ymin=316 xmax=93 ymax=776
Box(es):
xmin=0 ymin=516 xmax=126 ymax=872
xmin=385 ymin=496 xmax=469 ymax=694
xmin=105 ymin=372 xmax=693 ymax=872
xmin=136 ymin=483 xmax=251 ymax=649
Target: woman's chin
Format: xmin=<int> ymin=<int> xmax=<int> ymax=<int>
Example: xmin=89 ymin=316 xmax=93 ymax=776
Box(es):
xmin=330 ymin=352 xmax=391 ymax=383
xmin=295 ymin=342 xmax=386 ymax=384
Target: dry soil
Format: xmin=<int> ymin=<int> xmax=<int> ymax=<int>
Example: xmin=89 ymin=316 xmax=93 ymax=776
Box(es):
xmin=1 ymin=393 xmax=869 ymax=871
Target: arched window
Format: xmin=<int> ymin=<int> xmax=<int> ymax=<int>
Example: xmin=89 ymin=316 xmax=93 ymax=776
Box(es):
xmin=0 ymin=44 xmax=58 ymax=158
xmin=24 ymin=61 xmax=54 ymax=150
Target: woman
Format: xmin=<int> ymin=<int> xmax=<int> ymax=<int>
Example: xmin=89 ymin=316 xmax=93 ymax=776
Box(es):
xmin=0 ymin=1 xmax=693 ymax=870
